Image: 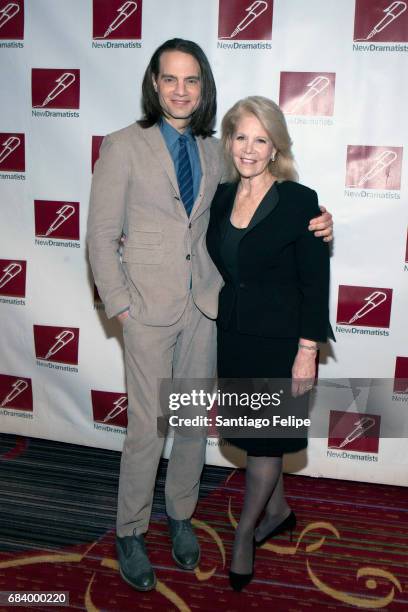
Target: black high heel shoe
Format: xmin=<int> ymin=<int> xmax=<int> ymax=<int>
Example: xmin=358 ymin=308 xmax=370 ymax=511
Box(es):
xmin=255 ymin=510 xmax=296 ymax=547
xmin=228 ymin=537 xmax=256 ymax=592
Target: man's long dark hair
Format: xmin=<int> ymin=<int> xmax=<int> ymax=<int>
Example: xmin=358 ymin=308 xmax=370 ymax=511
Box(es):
xmin=138 ymin=38 xmax=216 ymax=138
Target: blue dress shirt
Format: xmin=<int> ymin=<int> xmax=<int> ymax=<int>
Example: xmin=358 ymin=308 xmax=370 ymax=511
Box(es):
xmin=159 ymin=119 xmax=202 ymax=204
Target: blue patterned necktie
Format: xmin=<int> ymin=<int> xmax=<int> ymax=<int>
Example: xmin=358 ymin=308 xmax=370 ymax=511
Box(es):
xmin=177 ymin=134 xmax=194 ymax=216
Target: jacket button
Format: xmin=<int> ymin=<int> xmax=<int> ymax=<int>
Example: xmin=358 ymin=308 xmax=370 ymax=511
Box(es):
xmin=239 ymin=282 xmax=246 ymax=289
xmin=188 ymin=223 xmax=192 ymax=229
xmin=186 ymin=254 xmax=191 ymax=261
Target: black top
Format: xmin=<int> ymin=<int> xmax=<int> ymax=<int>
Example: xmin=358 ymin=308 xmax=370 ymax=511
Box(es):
xmin=206 ymin=180 xmax=334 ymax=342
xmin=220 ymin=222 xmax=246 ymax=286
xmin=220 ymin=181 xmax=279 ymax=308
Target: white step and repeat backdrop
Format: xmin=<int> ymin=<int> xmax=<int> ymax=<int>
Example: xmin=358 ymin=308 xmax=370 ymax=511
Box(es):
xmin=1 ymin=0 xmax=407 ymax=485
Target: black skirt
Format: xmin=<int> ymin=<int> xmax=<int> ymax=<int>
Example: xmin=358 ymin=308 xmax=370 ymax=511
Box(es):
xmin=217 ymin=312 xmax=309 ymax=457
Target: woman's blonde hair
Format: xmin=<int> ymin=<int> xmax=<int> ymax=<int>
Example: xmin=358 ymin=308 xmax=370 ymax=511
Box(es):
xmin=221 ymin=96 xmax=298 ymax=182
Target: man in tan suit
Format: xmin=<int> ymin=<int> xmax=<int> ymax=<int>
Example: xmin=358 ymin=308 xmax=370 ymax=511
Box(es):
xmin=87 ymin=38 xmax=333 ymax=591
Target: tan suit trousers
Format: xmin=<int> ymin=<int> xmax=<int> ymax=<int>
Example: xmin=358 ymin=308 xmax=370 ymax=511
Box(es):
xmin=116 ymin=294 xmax=216 ymax=537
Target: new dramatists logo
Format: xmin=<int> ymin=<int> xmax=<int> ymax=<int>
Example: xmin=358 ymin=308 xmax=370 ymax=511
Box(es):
xmin=0 ymin=374 xmax=32 ymax=411
xmin=336 ymin=285 xmax=393 ymax=328
xmin=328 ymin=410 xmax=380 ymax=454
xmin=218 ymin=0 xmax=273 ymax=40
xmin=0 ymin=133 xmax=25 ymax=172
xmin=32 ymin=69 xmax=80 ymax=109
xmin=0 ymin=0 xmax=24 ymax=39
xmin=93 ymin=0 xmax=142 ymax=39
xmin=346 ymin=146 xmax=403 ymax=190
xmin=33 ymin=326 xmax=79 ymax=365
xmin=34 ymin=200 xmax=80 ymax=240
xmin=92 ymin=136 xmax=104 ymax=173
xmin=0 ymin=259 xmax=26 ymax=297
xmin=279 ymin=72 xmax=336 ymax=116
xmin=354 ymin=0 xmax=408 ymax=42
xmin=91 ymin=390 xmax=128 ymax=428
xmin=394 ymin=357 xmax=408 ymax=393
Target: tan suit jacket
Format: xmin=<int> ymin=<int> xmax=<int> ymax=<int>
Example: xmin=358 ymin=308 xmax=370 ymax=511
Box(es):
xmin=87 ymin=122 xmax=224 ymax=323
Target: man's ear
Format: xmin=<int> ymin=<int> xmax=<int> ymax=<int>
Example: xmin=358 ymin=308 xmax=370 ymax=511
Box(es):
xmin=152 ymin=76 xmax=158 ymax=92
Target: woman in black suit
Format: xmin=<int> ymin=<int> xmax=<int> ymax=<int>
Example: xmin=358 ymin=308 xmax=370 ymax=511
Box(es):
xmin=206 ymin=96 xmax=332 ymax=591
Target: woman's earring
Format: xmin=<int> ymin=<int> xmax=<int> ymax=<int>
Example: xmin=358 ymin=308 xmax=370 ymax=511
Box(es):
xmin=271 ymin=153 xmax=276 ymax=162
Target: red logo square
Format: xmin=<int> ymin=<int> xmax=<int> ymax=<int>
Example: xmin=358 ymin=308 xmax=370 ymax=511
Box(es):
xmin=33 ymin=325 xmax=79 ymax=365
xmin=328 ymin=410 xmax=380 ymax=454
xmin=218 ymin=0 xmax=273 ymax=40
xmin=91 ymin=390 xmax=128 ymax=427
xmin=345 ymin=145 xmax=403 ymax=190
xmin=354 ymin=0 xmax=408 ymax=42
xmin=34 ymin=201 xmax=80 ymax=240
xmin=0 ymin=374 xmax=32 ymax=411
xmin=0 ymin=259 xmax=26 ymax=297
xmin=32 ymin=69 xmax=80 ymax=110
xmin=0 ymin=133 xmax=25 ymax=172
xmin=93 ymin=0 xmax=142 ymax=39
xmin=394 ymin=357 xmax=408 ymax=394
xmin=0 ymin=0 xmax=24 ymax=40
xmin=336 ymin=285 xmax=393 ymax=328
xmin=279 ymin=72 xmax=336 ymax=117
xmin=92 ymin=136 xmax=104 ymax=173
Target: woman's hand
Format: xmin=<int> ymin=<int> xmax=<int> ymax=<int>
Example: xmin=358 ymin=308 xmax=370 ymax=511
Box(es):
xmin=291 ymin=343 xmax=317 ymax=397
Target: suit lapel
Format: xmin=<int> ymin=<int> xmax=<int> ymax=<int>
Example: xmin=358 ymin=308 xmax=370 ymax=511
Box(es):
xmin=218 ymin=183 xmax=238 ymax=241
xmin=141 ymin=126 xmax=216 ymax=221
xmin=244 ymin=181 xmax=280 ymax=235
xmin=216 ymin=181 xmax=280 ymax=244
xmin=139 ymin=124 xmax=180 ymax=196
xmin=190 ymin=136 xmax=214 ymax=220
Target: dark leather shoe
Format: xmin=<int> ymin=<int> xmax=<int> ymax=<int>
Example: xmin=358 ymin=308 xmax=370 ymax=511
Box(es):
xmin=168 ymin=517 xmax=200 ymax=570
xmin=116 ymin=532 xmax=156 ymax=591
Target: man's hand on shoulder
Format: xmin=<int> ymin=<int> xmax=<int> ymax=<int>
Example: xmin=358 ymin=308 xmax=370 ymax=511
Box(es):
xmin=308 ymin=205 xmax=333 ymax=242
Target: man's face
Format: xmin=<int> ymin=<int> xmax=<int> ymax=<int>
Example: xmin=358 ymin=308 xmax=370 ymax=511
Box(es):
xmin=153 ymin=50 xmax=202 ymax=131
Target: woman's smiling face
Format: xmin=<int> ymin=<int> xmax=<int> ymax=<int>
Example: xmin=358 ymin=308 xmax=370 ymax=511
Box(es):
xmin=230 ymin=113 xmax=276 ymax=180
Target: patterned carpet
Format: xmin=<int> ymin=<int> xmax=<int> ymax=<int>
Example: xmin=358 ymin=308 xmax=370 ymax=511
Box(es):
xmin=0 ymin=433 xmax=407 ymax=611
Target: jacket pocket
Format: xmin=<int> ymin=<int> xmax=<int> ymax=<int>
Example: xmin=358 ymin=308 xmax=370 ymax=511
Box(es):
xmin=122 ymin=247 xmax=163 ymax=264
xmin=125 ymin=230 xmax=162 ymax=247
xmin=122 ymin=231 xmax=163 ymax=264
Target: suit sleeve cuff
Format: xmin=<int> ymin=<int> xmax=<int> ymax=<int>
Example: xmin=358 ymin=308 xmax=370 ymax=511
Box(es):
xmin=114 ymin=306 xmax=130 ymax=317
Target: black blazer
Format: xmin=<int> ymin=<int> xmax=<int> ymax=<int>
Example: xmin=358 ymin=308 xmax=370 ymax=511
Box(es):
xmin=206 ymin=180 xmax=333 ymax=342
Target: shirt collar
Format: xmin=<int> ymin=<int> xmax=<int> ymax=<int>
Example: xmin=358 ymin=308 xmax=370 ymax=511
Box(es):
xmin=159 ymin=118 xmax=194 ymax=146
